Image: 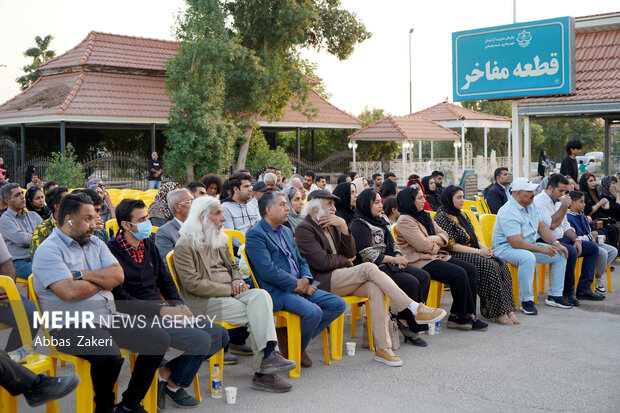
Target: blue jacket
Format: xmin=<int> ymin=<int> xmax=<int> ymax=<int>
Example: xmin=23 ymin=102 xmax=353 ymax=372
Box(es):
xmin=485 ymin=182 xmax=509 ymax=214
xmin=566 ymin=210 xmax=594 ymax=242
xmin=245 ymin=219 xmax=313 ymax=295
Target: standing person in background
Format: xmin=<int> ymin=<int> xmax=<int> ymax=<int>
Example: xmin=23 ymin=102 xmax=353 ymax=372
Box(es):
xmin=538 ymin=148 xmax=551 ymax=177
xmin=371 ymin=173 xmax=383 ymax=191
xmin=560 ymin=140 xmax=582 ymax=182
xmin=148 ymin=151 xmax=163 ymax=190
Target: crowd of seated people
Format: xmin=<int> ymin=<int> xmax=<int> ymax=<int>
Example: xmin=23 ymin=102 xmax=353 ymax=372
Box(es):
xmin=1 ymin=158 xmax=617 ymax=412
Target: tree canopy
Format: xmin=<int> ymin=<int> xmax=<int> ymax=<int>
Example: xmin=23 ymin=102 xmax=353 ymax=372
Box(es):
xmin=165 ymin=0 xmax=371 ymax=180
xmin=16 ymin=35 xmax=55 ymax=91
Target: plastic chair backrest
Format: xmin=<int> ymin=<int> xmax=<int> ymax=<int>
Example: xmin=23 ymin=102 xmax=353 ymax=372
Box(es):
xmin=0 ymin=275 xmax=33 ymax=345
xmin=241 ymin=247 xmax=260 ymax=289
xmin=462 ymin=209 xmax=486 ymax=245
xmin=428 ymin=210 xmax=436 ymax=218
xmin=478 ymin=214 xmax=497 ymax=247
xmin=462 ymin=199 xmax=477 ymax=212
xmin=105 ymin=219 xmax=119 ymax=238
xmin=223 ymin=229 xmax=245 ymax=259
xmin=165 ymin=250 xmax=181 ymax=291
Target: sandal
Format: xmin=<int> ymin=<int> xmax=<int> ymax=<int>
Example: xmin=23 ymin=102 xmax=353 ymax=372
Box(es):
xmin=507 ymin=312 xmax=521 ymax=325
xmin=493 ymin=314 xmax=513 ymax=325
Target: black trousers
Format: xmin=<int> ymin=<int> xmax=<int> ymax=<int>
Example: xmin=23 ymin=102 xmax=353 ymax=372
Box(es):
xmin=423 ymin=258 xmax=478 ymax=318
xmin=380 ymin=263 xmax=431 ymax=333
xmin=0 ymin=350 xmax=38 ymax=396
xmin=52 ymin=323 xmax=170 ymax=411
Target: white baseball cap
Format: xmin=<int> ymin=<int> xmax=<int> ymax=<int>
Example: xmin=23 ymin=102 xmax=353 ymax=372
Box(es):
xmin=510 ymin=177 xmax=539 ymax=192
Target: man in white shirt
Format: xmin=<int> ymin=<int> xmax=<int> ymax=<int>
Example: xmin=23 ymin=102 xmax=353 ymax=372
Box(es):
xmin=534 ymin=174 xmax=602 ymax=306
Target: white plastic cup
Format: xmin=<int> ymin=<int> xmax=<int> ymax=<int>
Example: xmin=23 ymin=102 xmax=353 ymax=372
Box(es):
xmin=598 ymin=235 xmax=604 ymax=244
xmin=345 ymin=342 xmax=356 ymax=356
xmin=428 ymin=323 xmax=436 ymax=336
xmin=225 ymin=387 xmax=237 ymax=404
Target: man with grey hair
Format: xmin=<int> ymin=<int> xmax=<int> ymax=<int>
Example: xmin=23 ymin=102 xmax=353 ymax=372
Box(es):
xmin=287 ymin=176 xmax=306 ymax=201
xmin=295 ymin=190 xmax=446 ymax=366
xmin=263 ymin=173 xmax=277 ymax=191
xmin=0 ymin=183 xmax=43 ymax=278
xmin=155 ymin=188 xmax=194 ymax=261
xmin=173 ymin=196 xmax=296 ymax=392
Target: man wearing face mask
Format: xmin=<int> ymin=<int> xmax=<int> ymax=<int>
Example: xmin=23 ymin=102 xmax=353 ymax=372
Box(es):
xmin=107 ymin=199 xmax=228 ymax=410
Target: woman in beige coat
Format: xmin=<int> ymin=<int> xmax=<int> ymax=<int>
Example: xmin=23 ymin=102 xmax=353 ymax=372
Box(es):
xmin=394 ymin=186 xmax=487 ymax=331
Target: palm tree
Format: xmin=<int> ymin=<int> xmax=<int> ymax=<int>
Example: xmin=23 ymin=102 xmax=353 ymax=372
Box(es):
xmin=16 ymin=35 xmax=56 ymax=90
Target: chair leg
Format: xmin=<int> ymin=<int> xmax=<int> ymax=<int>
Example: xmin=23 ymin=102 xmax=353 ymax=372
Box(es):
xmin=286 ymin=315 xmax=301 ymax=379
xmin=508 ymin=264 xmax=520 ymax=309
xmin=192 ymin=374 xmax=202 ymax=402
xmin=364 ymin=300 xmax=374 ymax=352
xmin=607 ymin=265 xmax=613 ymax=292
xmin=75 ymin=360 xmax=94 ymax=413
xmin=1 ymin=390 xmax=18 ymax=413
xmin=350 ymin=304 xmax=360 ymax=338
xmin=329 ymin=314 xmax=344 ymax=360
xmin=537 ymin=264 xmax=546 ymax=294
xmin=141 ymin=371 xmax=158 ymax=413
xmin=321 ymin=329 xmax=331 ymax=365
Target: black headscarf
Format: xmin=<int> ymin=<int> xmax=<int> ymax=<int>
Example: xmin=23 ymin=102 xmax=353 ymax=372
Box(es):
xmin=539 ymin=148 xmax=548 ymax=163
xmin=333 ymin=182 xmax=355 ymax=225
xmin=354 ymin=188 xmax=387 ymax=227
xmin=380 ymin=179 xmax=397 ymax=199
xmin=25 ymin=165 xmax=35 ymax=184
xmin=440 ymin=185 xmax=479 ymax=249
xmin=421 ymin=176 xmax=441 ymax=211
xmin=396 ymin=186 xmax=435 ymax=235
xmin=337 ymin=174 xmax=349 ymax=184
xmin=25 ymin=185 xmax=52 ymax=220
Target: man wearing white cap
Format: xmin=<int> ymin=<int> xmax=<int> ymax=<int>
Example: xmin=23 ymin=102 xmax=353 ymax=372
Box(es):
xmin=491 ymin=178 xmax=569 ymax=315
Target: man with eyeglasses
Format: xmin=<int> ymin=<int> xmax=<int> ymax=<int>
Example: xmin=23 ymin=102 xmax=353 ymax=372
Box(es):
xmin=155 ymin=189 xmax=194 ymax=261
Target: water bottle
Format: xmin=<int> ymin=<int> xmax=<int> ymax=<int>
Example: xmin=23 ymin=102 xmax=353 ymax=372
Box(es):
xmin=211 ymin=363 xmax=222 ymax=398
xmin=8 ymin=344 xmax=35 ymax=362
xmin=435 ymin=321 xmax=441 ymax=334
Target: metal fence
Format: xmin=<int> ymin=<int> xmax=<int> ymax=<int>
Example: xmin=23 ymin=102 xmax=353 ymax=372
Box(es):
xmin=288 ymin=151 xmax=353 ymax=183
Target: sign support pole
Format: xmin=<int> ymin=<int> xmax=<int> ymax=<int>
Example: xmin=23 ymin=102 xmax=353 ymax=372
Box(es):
xmin=511 ymin=101 xmax=521 ymax=177
xmin=523 ymin=116 xmax=531 ymax=179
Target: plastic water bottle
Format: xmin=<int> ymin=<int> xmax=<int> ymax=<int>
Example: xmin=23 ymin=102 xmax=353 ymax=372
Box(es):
xmin=8 ymin=344 xmax=35 ymax=362
xmin=211 ymin=363 xmax=222 ymax=398
xmin=435 ymin=321 xmax=441 ymax=335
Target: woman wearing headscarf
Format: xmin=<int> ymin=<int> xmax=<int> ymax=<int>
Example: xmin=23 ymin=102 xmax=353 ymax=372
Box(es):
xmin=350 ymin=189 xmax=433 ymax=346
xmin=407 ymin=178 xmax=432 ymax=211
xmin=579 ymin=173 xmax=618 ymax=247
xmin=598 ymin=175 xmax=620 ymax=221
xmin=379 ymin=179 xmax=397 ymax=201
xmin=148 ymin=181 xmax=180 ymax=227
xmin=25 ymin=185 xmax=52 ymax=220
xmin=538 ymin=148 xmax=550 ymax=177
xmin=434 ymin=185 xmax=518 ymax=325
xmin=87 ymin=178 xmax=117 ymax=222
xmin=337 ymin=174 xmax=351 ymax=184
xmin=332 ymin=182 xmax=357 ymax=226
xmin=282 ymin=186 xmax=304 ymax=232
xmin=394 ymin=186 xmax=487 ymax=331
xmin=352 ymin=177 xmax=370 ymax=192
xmin=421 ymin=176 xmax=441 ymax=211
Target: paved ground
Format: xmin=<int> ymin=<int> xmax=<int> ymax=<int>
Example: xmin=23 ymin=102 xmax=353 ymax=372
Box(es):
xmin=8 ymin=282 xmax=620 ymax=412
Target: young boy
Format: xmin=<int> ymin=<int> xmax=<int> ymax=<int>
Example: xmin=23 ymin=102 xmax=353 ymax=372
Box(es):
xmin=567 ymin=190 xmax=616 ymax=293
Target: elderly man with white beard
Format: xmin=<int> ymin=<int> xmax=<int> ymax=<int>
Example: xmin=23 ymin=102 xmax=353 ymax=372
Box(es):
xmin=172 ymin=196 xmax=297 ymax=393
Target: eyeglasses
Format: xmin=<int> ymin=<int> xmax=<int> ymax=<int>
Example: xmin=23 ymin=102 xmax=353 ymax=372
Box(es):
xmin=178 ymin=199 xmax=193 ymax=205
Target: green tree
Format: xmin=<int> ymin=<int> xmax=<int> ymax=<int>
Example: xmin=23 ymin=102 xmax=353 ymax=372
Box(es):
xmin=245 ymin=129 xmax=294 ymax=178
xmin=16 ymin=35 xmax=56 ymax=91
xmin=45 ymin=143 xmax=85 ymax=187
xmin=169 ymin=0 xmax=371 ymax=173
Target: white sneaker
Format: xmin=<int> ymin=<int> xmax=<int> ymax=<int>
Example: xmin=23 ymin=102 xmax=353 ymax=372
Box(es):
xmin=595 ymin=278 xmax=606 ymax=293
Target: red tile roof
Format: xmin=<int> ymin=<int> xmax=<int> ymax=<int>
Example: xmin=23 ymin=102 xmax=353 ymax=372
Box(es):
xmin=348 ymin=115 xmax=461 ymax=142
xmin=0 ymin=31 xmax=361 ymax=128
xmin=521 ymin=25 xmax=620 ymax=103
xmin=411 ymin=101 xmax=511 ymax=121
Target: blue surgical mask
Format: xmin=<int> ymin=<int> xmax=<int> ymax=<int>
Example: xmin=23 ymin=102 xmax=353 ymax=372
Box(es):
xmin=130 ymin=221 xmax=152 ymax=241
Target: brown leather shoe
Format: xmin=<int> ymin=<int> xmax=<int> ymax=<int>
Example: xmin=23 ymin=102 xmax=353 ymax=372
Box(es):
xmin=300 ymin=351 xmax=312 ymax=368
xmin=251 ymin=373 xmax=293 ymax=393
xmin=259 ymin=351 xmax=297 ymax=374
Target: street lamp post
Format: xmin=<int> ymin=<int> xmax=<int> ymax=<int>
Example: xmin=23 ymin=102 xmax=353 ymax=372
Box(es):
xmin=348 ymin=140 xmax=358 ymax=172
xmin=453 ymin=140 xmax=462 ymax=182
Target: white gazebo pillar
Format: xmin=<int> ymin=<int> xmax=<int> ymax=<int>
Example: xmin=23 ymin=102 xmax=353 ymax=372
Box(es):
xmin=460 ymin=125 xmax=466 ymax=172
xmin=523 ymin=116 xmax=531 ymax=179
xmin=402 ymin=140 xmax=407 ymax=186
xmin=430 ymin=141 xmax=434 ymax=160
xmin=511 ymin=102 xmax=521 ymax=177
xmin=352 ymin=140 xmax=357 ymax=172
xmin=418 ymin=141 xmax=422 ymax=160
xmin=507 ymin=128 xmax=511 ymax=162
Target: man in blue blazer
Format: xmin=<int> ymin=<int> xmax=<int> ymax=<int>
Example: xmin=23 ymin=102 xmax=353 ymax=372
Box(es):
xmin=246 ymin=191 xmax=346 ymax=366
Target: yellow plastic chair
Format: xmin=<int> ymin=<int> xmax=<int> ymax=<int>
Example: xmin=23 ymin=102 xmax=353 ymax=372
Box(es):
xmin=105 ymin=219 xmax=120 ymax=238
xmin=0 ymin=276 xmax=58 ymax=413
xmin=242 ymin=247 xmax=330 ymax=378
xmin=428 ymin=210 xmax=436 ymax=218
xmin=475 ymin=196 xmax=490 ymax=214
xmin=462 ymin=199 xmax=477 ymax=212
xmin=329 ymin=295 xmax=373 ymax=360
xmin=27 ymin=276 xmax=158 ymax=413
xmin=478 ymin=214 xmax=536 ymax=308
xmin=462 ymin=209 xmax=486 ymax=246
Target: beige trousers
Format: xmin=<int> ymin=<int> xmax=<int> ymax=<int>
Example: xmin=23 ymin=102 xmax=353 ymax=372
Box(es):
xmin=205 ymin=288 xmax=277 ymax=368
xmin=329 ymin=262 xmax=414 ymax=350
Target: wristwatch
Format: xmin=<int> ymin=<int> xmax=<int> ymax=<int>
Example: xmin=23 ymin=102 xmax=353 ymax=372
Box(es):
xmin=72 ymin=270 xmax=83 ymax=280
xmin=552 ymin=241 xmax=560 ymax=246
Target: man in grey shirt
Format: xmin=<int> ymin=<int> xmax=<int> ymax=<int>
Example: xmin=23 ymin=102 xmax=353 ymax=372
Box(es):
xmin=33 ymin=193 xmax=170 ymax=413
xmin=0 ymin=183 xmax=42 ymax=279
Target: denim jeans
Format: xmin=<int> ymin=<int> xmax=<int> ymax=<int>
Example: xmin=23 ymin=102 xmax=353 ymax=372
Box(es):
xmin=160 ymin=320 xmax=228 ymax=388
xmin=270 ymin=289 xmax=345 ymax=351
xmin=148 ymin=180 xmax=161 ymax=190
xmin=557 ymin=237 xmax=599 ymax=295
xmin=596 ymin=243 xmax=617 ymax=275
xmin=13 ymin=259 xmax=32 ymax=281
xmin=495 ymin=243 xmax=567 ymax=302
xmin=0 ymin=295 xmax=38 ymax=351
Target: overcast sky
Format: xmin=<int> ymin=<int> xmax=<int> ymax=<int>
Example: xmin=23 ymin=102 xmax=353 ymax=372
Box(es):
xmin=0 ymin=0 xmax=617 ymax=117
